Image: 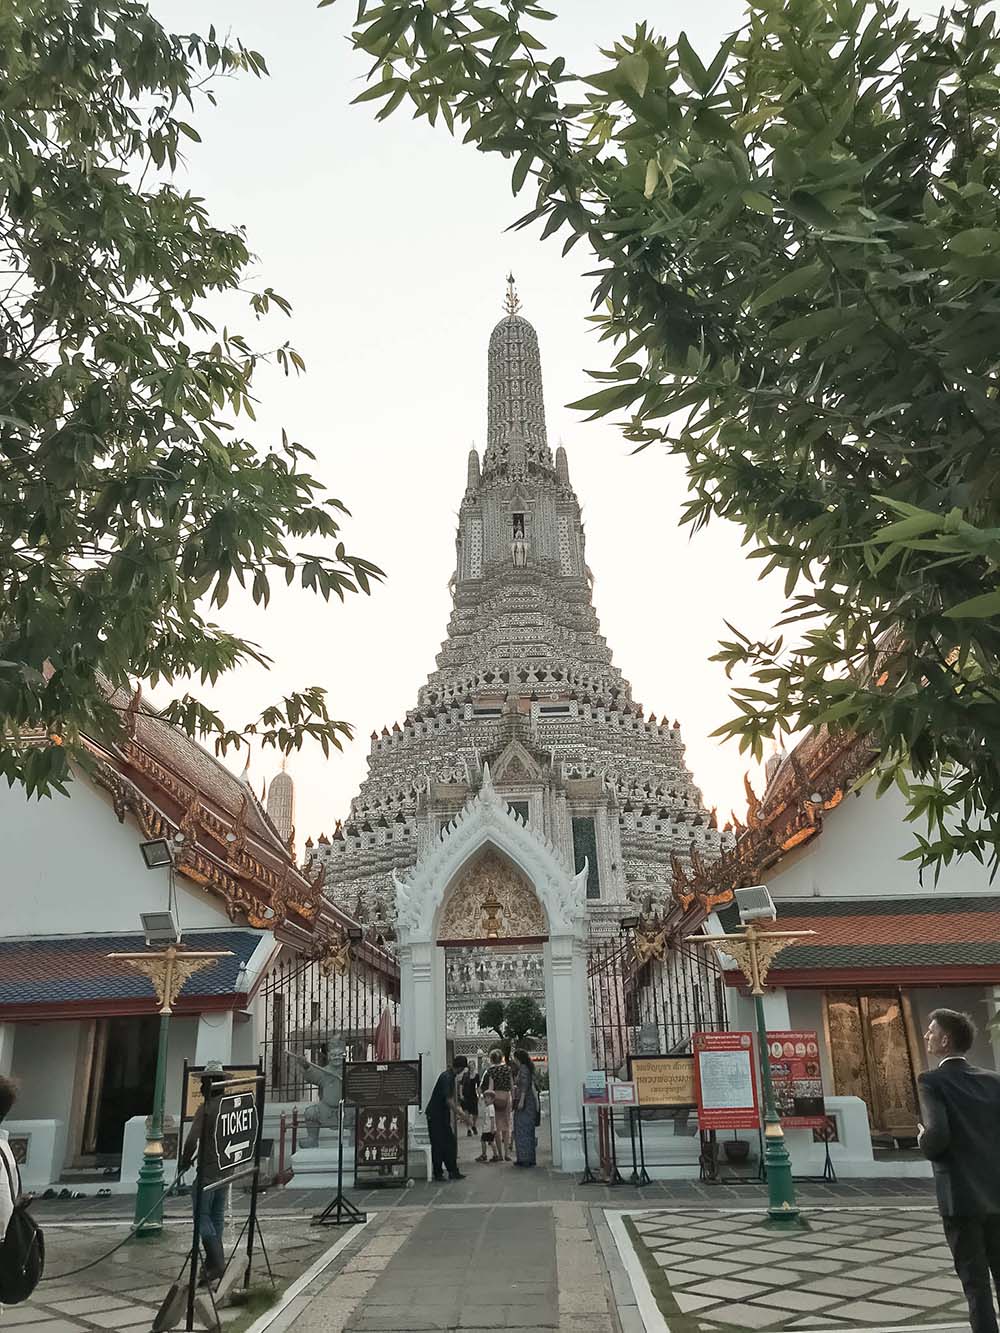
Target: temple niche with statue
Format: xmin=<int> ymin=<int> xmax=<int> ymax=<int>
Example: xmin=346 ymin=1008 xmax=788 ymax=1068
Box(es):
xmin=306 ymin=280 xmax=733 ymax=1052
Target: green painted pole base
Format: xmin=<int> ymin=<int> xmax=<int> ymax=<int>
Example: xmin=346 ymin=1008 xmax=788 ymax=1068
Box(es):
xmin=134 ymin=1151 xmax=165 ymax=1238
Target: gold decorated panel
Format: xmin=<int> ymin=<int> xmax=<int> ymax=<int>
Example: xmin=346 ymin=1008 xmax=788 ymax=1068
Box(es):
xmin=437 ymin=850 xmax=547 ymax=943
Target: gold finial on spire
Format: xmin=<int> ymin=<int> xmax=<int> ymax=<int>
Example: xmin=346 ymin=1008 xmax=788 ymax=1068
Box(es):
xmin=504 ymin=272 xmax=521 ymax=316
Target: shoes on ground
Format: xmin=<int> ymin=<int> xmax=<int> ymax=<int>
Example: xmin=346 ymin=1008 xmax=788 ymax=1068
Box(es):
xmin=448 ymin=1172 xmax=465 ymax=1181
xmin=474 ymin=1155 xmax=488 ymax=1163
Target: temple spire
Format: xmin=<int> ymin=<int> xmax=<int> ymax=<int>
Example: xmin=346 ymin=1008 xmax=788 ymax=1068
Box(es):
xmin=504 ymin=272 xmax=521 ymax=316
xmin=485 ymin=277 xmax=551 ymax=471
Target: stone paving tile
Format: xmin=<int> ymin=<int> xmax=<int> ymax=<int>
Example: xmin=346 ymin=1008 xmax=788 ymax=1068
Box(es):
xmin=47 ymin=1299 xmax=132 ymax=1316
xmin=834 ymin=1297 xmax=931 ymax=1322
xmin=750 ymin=1289 xmax=836 ymax=1313
xmin=82 ymin=1308 xmax=160 ymax=1329
xmin=704 ymin=1301 xmax=783 ymax=1328
xmin=687 ymin=1277 xmax=770 ymax=1301
xmin=2 ymin=1312 xmax=65 ymax=1326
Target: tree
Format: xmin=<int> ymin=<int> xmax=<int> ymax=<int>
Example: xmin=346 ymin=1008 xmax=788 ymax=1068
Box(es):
xmin=503 ymin=995 xmax=546 ymax=1047
xmin=1 ymin=1 xmax=383 ymax=797
xmin=477 ymin=998 xmax=506 ymax=1044
xmin=336 ymin=0 xmax=1000 ymax=875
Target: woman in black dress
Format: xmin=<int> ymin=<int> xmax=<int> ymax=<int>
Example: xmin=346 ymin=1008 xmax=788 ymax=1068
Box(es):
xmin=459 ymin=1063 xmax=479 ymax=1135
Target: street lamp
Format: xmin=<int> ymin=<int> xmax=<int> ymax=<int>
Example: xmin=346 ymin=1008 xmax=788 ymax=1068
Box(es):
xmin=689 ymin=886 xmax=814 ymax=1229
xmin=106 ymin=841 xmax=231 ymax=1237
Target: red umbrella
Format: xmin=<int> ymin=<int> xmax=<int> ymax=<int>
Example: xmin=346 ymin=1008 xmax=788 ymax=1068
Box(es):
xmin=374 ymin=1006 xmax=394 ymax=1062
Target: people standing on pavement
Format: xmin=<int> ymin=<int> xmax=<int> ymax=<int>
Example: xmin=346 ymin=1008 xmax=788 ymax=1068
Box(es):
xmin=0 ymin=1077 xmax=20 ymax=1241
xmin=512 ymin=1049 xmax=538 ymax=1169
xmin=424 ymin=1055 xmax=470 ymax=1182
xmin=459 ymin=1062 xmax=479 ymax=1137
xmin=180 ymin=1061 xmax=228 ymax=1286
xmin=918 ymin=1009 xmax=1000 ymax=1333
xmin=481 ymin=1049 xmax=513 ymax=1162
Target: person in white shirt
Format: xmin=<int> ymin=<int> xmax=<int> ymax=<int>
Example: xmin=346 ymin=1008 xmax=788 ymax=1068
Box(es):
xmin=0 ymin=1076 xmax=20 ymax=1242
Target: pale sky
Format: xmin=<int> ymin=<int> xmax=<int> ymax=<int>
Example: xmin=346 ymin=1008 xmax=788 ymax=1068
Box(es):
xmin=147 ymin=0 xmax=937 ymax=851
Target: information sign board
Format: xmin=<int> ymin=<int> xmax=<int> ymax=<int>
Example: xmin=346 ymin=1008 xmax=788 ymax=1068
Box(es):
xmin=582 ymin=1070 xmax=609 ymax=1105
xmin=343 ymin=1060 xmax=422 ymax=1108
xmin=355 ymin=1104 xmax=407 ymax=1184
xmin=213 ymin=1090 xmax=259 ymax=1173
xmin=693 ymin=1031 xmax=760 ymax=1131
xmin=766 ymin=1030 xmax=826 ymax=1128
xmin=629 ymin=1055 xmax=696 ymax=1108
xmin=609 ymin=1080 xmax=637 ymax=1107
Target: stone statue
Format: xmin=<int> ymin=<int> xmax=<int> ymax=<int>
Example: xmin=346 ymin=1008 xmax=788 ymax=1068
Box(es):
xmin=511 ymin=519 xmax=528 ymax=567
xmin=288 ymin=1037 xmax=347 ymax=1147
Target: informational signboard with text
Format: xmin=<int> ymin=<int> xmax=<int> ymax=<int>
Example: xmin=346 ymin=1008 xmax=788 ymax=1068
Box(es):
xmin=629 ymin=1055 xmax=696 ymax=1108
xmin=766 ymin=1030 xmax=826 ymax=1128
xmin=693 ymin=1031 xmax=760 ymax=1131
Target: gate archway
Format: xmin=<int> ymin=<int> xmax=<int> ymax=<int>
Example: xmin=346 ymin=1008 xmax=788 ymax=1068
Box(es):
xmin=393 ymin=766 xmax=590 ymax=1170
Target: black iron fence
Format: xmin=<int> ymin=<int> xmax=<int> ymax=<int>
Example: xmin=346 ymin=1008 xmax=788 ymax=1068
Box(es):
xmin=260 ymin=950 xmax=399 ymax=1104
xmin=587 ymin=926 xmax=727 ymax=1075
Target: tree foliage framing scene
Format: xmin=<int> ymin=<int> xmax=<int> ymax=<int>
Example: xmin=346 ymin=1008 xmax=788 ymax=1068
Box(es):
xmin=0 ymin=0 xmax=383 ymax=797
xmin=335 ymin=0 xmax=1000 ymax=877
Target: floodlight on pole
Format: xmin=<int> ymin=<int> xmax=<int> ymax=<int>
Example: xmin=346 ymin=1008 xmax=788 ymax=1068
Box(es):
xmin=139 ymin=838 xmax=173 ymax=870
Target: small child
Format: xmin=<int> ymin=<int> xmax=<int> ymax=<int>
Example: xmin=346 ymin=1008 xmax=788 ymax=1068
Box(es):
xmin=475 ymin=1100 xmax=501 ymax=1162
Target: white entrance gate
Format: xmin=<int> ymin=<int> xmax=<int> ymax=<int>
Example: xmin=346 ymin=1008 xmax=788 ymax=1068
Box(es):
xmin=393 ymin=766 xmax=590 ymax=1170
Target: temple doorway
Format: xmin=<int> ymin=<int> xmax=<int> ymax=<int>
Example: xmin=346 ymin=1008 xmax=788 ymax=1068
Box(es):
xmin=395 ymin=770 xmax=591 ymax=1172
xmin=444 ymin=940 xmax=551 ymax=1165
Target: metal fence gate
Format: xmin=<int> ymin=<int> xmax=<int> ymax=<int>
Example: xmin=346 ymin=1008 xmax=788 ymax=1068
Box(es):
xmin=260 ymin=947 xmax=399 ymax=1104
xmin=587 ymin=922 xmax=728 ymax=1076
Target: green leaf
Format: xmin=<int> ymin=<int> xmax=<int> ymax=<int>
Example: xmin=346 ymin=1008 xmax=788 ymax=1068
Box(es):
xmin=751 ymin=261 xmax=824 ymax=311
xmin=676 ymin=32 xmax=710 ymax=94
xmin=616 ymin=53 xmax=648 ymax=98
xmin=943 ymin=589 xmax=1000 ymax=619
xmin=741 ymin=189 xmax=773 ymax=215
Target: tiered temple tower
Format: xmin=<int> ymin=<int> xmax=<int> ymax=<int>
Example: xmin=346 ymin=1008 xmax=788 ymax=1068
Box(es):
xmin=309 ymin=282 xmax=732 ymax=967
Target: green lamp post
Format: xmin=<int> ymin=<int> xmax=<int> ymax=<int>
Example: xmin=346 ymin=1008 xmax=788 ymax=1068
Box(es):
xmin=108 ymin=940 xmax=231 ymax=1237
xmin=690 ymin=906 xmax=814 ymax=1229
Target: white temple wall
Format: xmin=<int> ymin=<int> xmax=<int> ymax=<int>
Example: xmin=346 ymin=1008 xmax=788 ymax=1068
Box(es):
xmin=0 ymin=773 xmax=230 ymax=937
xmin=765 ymin=783 xmax=994 ymax=901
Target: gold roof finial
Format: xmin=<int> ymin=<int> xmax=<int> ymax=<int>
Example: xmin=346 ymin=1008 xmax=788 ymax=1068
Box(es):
xmin=504 ymin=272 xmax=521 ymax=316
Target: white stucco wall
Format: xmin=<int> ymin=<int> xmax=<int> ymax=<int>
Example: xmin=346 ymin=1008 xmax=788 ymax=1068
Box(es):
xmin=764 ymin=782 xmax=994 ymax=900
xmin=12 ymin=1021 xmax=82 ymax=1126
xmin=0 ymin=772 xmax=230 ymax=937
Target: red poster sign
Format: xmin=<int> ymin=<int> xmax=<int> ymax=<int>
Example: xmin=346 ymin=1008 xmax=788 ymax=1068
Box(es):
xmin=693 ymin=1031 xmax=760 ymax=1131
xmin=766 ymin=1030 xmax=826 ymax=1128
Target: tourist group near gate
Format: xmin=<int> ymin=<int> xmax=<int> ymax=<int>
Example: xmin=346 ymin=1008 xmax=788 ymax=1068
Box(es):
xmin=4 ymin=3 xmax=1000 ymax=1329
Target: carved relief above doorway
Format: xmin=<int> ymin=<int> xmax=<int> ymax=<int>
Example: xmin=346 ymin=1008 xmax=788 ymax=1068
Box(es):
xmin=437 ymin=849 xmax=547 ymax=944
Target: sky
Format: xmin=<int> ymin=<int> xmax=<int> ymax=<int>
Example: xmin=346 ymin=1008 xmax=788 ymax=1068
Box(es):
xmin=146 ymin=0 xmax=935 ymax=852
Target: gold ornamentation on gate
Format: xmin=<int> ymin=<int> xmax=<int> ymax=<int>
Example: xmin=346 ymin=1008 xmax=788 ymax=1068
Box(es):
xmin=438 ymin=850 xmax=546 ymax=941
xmin=634 ymin=916 xmax=668 ymax=965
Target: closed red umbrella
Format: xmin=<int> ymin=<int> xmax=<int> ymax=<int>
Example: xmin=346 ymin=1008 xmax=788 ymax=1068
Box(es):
xmin=374 ymin=1006 xmax=394 ymax=1061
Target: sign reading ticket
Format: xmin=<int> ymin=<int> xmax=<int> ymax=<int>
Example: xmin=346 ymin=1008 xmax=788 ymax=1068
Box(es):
xmin=629 ymin=1055 xmax=696 ymax=1108
xmin=693 ymin=1031 xmax=760 ymax=1130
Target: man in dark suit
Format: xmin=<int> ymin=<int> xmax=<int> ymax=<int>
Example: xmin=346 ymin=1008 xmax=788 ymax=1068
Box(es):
xmin=918 ymin=1008 xmax=1000 ymax=1333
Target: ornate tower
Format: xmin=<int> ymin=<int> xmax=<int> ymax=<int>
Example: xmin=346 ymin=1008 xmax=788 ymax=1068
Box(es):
xmin=266 ymin=763 xmax=295 ymax=846
xmin=310 ymin=284 xmax=732 ymax=976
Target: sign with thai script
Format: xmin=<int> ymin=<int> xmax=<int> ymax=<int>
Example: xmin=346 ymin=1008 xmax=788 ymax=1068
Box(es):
xmin=629 ymin=1055 xmax=696 ymax=1108
xmin=766 ymin=1030 xmax=826 ymax=1128
xmin=609 ymin=1080 xmax=637 ymax=1107
xmin=693 ymin=1031 xmax=760 ymax=1130
xmin=355 ymin=1104 xmax=407 ymax=1184
xmin=343 ymin=1060 xmax=422 ymax=1108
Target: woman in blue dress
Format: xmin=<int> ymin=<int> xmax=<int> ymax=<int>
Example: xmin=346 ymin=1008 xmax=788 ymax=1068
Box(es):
xmin=512 ymin=1049 xmax=538 ymax=1168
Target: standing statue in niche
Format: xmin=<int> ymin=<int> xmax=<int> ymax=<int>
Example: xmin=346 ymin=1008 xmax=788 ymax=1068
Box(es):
xmin=511 ymin=518 xmax=528 ymax=567
xmin=287 ymin=1036 xmax=348 ymax=1147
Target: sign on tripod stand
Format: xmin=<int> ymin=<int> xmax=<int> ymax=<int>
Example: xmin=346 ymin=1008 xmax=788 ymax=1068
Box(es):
xmin=214 ymin=1091 xmax=259 ymax=1173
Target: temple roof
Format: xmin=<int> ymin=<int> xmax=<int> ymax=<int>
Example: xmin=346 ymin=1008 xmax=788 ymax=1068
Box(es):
xmin=717 ymin=896 xmax=1000 ymax=984
xmin=0 ymin=928 xmax=270 ymax=1019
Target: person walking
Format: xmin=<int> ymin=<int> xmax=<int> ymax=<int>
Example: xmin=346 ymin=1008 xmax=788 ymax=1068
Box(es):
xmin=424 ymin=1055 xmax=470 ymax=1182
xmin=512 ymin=1049 xmax=538 ymax=1169
xmin=918 ymin=1008 xmax=1000 ymax=1333
xmin=481 ymin=1049 xmax=513 ymax=1162
xmin=459 ymin=1063 xmax=479 ymax=1136
xmin=179 ymin=1061 xmax=228 ymax=1286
